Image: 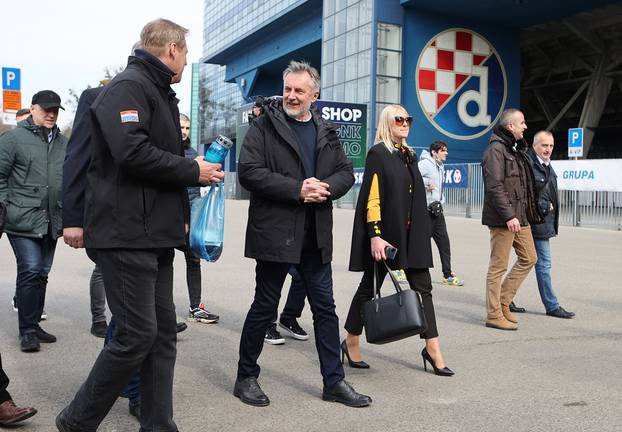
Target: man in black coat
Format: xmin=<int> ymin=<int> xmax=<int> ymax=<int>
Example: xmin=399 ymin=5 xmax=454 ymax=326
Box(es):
xmin=234 ymin=60 xmax=371 ymax=408
xmin=56 ymin=19 xmax=223 ymax=432
xmin=527 ymin=131 xmax=575 ymax=319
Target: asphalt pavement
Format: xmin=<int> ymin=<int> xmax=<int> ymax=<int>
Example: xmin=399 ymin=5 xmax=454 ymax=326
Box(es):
xmin=1 ymin=199 xmax=621 ymax=432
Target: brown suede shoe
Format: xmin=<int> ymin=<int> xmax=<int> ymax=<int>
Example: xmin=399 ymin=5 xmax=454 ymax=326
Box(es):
xmin=0 ymin=400 xmax=37 ymax=425
xmin=501 ymin=304 xmax=518 ymax=323
xmin=485 ymin=316 xmax=518 ymax=331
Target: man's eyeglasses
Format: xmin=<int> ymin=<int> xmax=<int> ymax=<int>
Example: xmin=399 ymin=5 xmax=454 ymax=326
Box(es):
xmin=394 ymin=116 xmax=413 ymax=126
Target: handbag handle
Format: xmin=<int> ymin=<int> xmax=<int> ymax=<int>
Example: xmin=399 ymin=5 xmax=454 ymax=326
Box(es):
xmin=373 ymin=260 xmax=403 ymax=301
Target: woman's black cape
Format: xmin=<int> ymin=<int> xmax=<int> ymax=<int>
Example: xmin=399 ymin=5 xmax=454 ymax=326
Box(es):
xmin=348 ymin=143 xmax=433 ymax=272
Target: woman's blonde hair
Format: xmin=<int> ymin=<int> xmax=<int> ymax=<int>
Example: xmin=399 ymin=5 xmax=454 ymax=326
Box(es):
xmin=374 ymin=104 xmax=411 ymax=153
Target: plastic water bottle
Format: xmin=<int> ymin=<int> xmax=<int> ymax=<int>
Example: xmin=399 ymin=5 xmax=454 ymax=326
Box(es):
xmin=204 ymin=135 xmax=233 ymax=164
xmin=202 ymin=135 xmax=231 ymax=259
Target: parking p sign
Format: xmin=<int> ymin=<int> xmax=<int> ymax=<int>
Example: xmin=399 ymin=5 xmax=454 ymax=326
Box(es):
xmin=568 ymin=127 xmax=583 ymax=158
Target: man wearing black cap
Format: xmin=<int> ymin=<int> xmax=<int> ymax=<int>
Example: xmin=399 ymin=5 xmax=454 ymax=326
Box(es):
xmin=0 ymin=90 xmax=67 ymax=352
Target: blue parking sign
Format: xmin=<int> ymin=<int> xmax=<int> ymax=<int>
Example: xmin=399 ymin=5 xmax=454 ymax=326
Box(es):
xmin=568 ymin=128 xmax=583 ymax=157
xmin=2 ymin=68 xmax=21 ymax=91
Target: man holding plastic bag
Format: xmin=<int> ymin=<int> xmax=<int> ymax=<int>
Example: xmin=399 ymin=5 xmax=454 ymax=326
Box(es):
xmin=57 ymin=19 xmax=223 ymax=432
xmin=234 ymin=61 xmax=371 ymax=408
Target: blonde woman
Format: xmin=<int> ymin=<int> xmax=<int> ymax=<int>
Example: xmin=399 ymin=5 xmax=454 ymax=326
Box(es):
xmin=343 ymin=105 xmax=453 ymax=376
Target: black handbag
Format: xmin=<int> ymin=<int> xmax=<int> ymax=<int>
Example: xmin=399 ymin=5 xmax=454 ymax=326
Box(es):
xmin=428 ymin=200 xmax=443 ymax=217
xmin=362 ymin=261 xmax=427 ymax=344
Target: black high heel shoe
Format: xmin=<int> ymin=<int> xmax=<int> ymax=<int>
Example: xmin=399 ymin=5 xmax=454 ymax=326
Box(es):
xmin=421 ymin=348 xmax=454 ymax=376
xmin=340 ymin=340 xmax=370 ymax=369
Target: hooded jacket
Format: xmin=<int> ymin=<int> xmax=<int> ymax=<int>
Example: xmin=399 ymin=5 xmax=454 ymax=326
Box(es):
xmin=0 ymin=117 xmax=67 ymax=239
xmin=481 ymin=126 xmax=542 ymax=228
xmin=238 ymin=100 xmax=354 ymax=264
xmin=418 ymin=149 xmax=445 ymax=206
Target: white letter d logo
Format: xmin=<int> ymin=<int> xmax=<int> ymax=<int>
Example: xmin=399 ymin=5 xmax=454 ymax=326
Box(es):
xmin=457 ymin=65 xmax=492 ymax=127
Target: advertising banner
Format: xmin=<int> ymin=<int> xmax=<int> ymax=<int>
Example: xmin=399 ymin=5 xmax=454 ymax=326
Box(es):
xmin=551 ymin=159 xmax=622 ymax=192
xmin=315 ymin=100 xmax=368 ymax=169
xmin=443 ymin=163 xmax=468 ymax=188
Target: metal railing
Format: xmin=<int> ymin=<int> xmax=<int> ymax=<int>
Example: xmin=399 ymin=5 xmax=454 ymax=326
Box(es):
xmin=224 ymin=166 xmax=622 ymax=230
xmin=443 ymin=164 xmax=622 ymax=231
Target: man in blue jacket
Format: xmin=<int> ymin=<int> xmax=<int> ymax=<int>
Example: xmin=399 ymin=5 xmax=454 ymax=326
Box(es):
xmin=61 ymin=86 xmax=110 ymax=338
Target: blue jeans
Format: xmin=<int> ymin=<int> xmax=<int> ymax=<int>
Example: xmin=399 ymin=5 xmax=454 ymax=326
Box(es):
xmin=238 ymin=249 xmax=345 ymax=388
xmin=534 ymin=238 xmax=560 ymax=312
xmin=279 ymin=266 xmax=307 ymax=322
xmin=7 ymin=234 xmax=57 ymax=335
xmin=105 ymin=318 xmax=140 ymax=402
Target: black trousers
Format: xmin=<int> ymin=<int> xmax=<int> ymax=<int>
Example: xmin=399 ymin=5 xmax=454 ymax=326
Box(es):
xmin=183 ymin=248 xmax=202 ymax=308
xmin=430 ymin=213 xmax=452 ymax=278
xmin=237 ymin=249 xmax=345 ymax=388
xmin=0 ymin=353 xmax=11 ymax=404
xmin=345 ymin=265 xmax=439 ymax=339
xmin=60 ymin=248 xmax=177 ymax=432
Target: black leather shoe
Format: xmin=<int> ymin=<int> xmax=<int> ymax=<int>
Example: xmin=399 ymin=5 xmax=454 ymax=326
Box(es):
xmin=20 ymin=333 xmax=40 ymax=352
xmin=90 ymin=321 xmax=107 ymax=338
xmin=176 ymin=322 xmax=188 ymax=333
xmin=322 ymin=380 xmax=372 ymax=407
xmin=233 ymin=377 xmax=270 ymax=407
xmin=546 ymin=306 xmax=575 ymax=319
xmin=35 ymin=327 xmax=57 ymax=343
xmin=55 ymin=410 xmax=77 ymax=432
xmin=509 ymin=301 xmax=526 ymax=313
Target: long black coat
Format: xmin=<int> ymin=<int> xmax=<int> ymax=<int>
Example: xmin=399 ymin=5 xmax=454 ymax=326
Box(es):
xmin=84 ymin=51 xmax=199 ymax=249
xmin=238 ymin=101 xmax=354 ymax=264
xmin=349 ymin=143 xmax=432 ymax=271
xmin=527 ymin=148 xmax=559 ymax=239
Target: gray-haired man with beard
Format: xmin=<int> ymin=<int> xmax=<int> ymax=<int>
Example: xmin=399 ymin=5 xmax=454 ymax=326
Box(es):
xmin=234 ymin=60 xmax=371 ymax=408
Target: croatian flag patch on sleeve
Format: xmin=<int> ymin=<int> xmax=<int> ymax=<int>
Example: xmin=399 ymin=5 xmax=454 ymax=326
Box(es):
xmin=120 ymin=110 xmax=139 ymax=123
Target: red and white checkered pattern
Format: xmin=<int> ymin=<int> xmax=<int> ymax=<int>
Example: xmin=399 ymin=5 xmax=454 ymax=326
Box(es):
xmin=417 ymin=30 xmax=492 ymax=116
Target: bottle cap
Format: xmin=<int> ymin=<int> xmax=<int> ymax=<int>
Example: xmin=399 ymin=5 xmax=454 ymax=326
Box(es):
xmin=215 ymin=135 xmax=233 ymax=149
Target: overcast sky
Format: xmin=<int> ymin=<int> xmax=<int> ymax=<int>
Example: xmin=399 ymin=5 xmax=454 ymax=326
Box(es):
xmin=1 ymin=0 xmax=204 ymax=127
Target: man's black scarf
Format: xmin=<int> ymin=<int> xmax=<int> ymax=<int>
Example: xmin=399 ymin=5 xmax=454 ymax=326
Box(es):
xmin=493 ymin=126 xmax=544 ymax=226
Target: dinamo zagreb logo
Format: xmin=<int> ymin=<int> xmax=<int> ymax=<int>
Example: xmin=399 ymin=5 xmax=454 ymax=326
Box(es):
xmin=415 ymin=28 xmax=507 ymax=140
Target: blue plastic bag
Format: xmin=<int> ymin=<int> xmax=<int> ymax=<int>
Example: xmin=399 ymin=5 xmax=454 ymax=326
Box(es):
xmin=189 ymin=183 xmax=224 ymax=262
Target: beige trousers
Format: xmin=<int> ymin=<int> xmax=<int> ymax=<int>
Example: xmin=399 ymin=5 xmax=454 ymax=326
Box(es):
xmin=486 ymin=226 xmax=537 ymax=320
